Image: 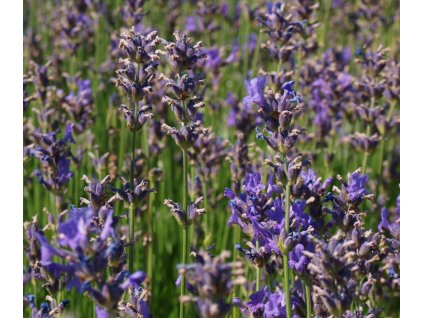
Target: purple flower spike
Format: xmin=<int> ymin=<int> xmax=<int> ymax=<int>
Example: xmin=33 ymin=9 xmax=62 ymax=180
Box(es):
xmin=178 ymin=250 xmax=245 ymax=318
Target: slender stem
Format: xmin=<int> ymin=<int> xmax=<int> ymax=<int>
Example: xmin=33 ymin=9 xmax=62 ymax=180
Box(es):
xmin=283 ymin=158 xmax=292 ymax=318
xmin=129 ymin=202 xmax=135 ymax=273
xmin=362 ymin=96 xmax=375 ymax=173
xmin=147 ymin=180 xmax=154 ymax=286
xmin=284 ymin=160 xmax=290 ymax=233
xmin=256 ymin=265 xmax=261 ymax=292
xmin=130 ymin=130 xmax=137 ymax=186
xmin=255 ymin=240 xmax=261 ymax=291
xmin=283 ymin=255 xmax=292 ymax=318
xmin=362 ymin=123 xmax=371 ymax=173
xmin=203 ymin=176 xmax=209 ymax=234
xmin=362 ymin=151 xmax=369 ymax=173
xmin=180 ymin=146 xmax=189 ymax=318
xmin=232 ymin=225 xmax=241 ymax=318
xmin=320 ymin=0 xmax=331 ymax=48
xmin=128 ymin=98 xmax=137 ymax=273
xmin=58 ymin=279 xmax=63 ymax=303
xmin=305 ymin=281 xmax=312 ymax=318
xmin=142 ymin=125 xmax=154 ymax=292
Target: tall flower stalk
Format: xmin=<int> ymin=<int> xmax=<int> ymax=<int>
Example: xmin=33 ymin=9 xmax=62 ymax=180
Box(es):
xmin=161 ymin=31 xmax=207 ymax=318
xmin=243 ymin=76 xmax=305 ymax=317
xmin=283 ymin=158 xmax=292 ymax=318
xmin=181 ymin=137 xmax=189 ymax=317
xmin=115 ymin=27 xmax=161 ymax=273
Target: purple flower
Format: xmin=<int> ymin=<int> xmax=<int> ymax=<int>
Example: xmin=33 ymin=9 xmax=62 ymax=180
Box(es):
xmin=239 ymin=286 xmax=300 ymax=318
xmin=24 ymin=295 xmax=70 ymax=318
xmin=224 ymin=188 xmax=236 ymax=199
xmin=164 ymin=31 xmax=206 ymax=72
xmin=185 ymin=16 xmax=197 ymax=32
xmin=243 ymin=76 xmax=267 ymax=108
xmin=35 ymin=232 xmax=66 ymax=265
xmin=344 ymin=170 xmax=369 ymax=203
xmin=264 ymin=290 xmax=285 ymax=318
xmin=291 ymin=200 xmax=316 ymax=230
xmin=288 ymin=244 xmax=308 ymax=274
xmin=205 ymin=47 xmax=222 ymax=70
xmin=300 ymin=167 xmax=333 ymax=194
xmin=378 ymin=206 xmax=400 ymax=238
xmin=64 ymin=123 xmax=76 ymax=144
xmin=282 ymin=80 xmax=296 ymax=96
xmin=178 ymin=250 xmax=245 ymax=318
xmin=57 ymin=158 xmax=73 ymax=185
xmin=120 ymin=271 xmax=147 ymax=289
xmin=243 ymin=173 xmax=266 ymax=195
xmin=118 ymin=286 xmax=151 ymax=317
xmin=29 ymin=125 xmax=75 ymax=196
xmin=96 ymin=306 xmax=110 ymax=318
xmin=63 ymin=78 xmax=94 ymax=134
xmin=225 ymin=42 xmax=239 ymax=64
xmin=57 ymin=207 xmax=93 ymax=250
xmin=246 ymin=287 xmax=267 ymax=314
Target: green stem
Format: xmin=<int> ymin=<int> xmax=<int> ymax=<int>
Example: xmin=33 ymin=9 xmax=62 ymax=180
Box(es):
xmin=284 ymin=160 xmax=290 ymax=233
xmin=256 ymin=265 xmax=261 ymax=292
xmin=128 ymin=115 xmax=137 ymax=273
xmin=283 ymin=158 xmax=292 ymax=318
xmin=283 ymin=255 xmax=292 ymax=318
xmin=362 ymin=96 xmax=375 ymax=173
xmin=320 ymin=0 xmax=331 ymax=49
xmin=377 ymin=137 xmax=385 ymax=176
xmin=305 ymin=281 xmax=312 ymax=318
xmin=180 ymin=147 xmax=189 ymax=318
xmin=362 ymin=151 xmax=369 ymax=174
xmin=255 ymin=240 xmax=261 ymax=291
xmin=127 ymin=53 xmax=140 ymax=270
xmin=203 ymin=177 xmax=209 ymax=233
xmin=129 ymin=202 xmax=135 ymax=273
xmin=142 ymin=125 xmax=154 ymax=292
xmin=147 ymin=183 xmax=154 ymax=286
xmin=362 ymin=122 xmax=371 ymax=173
xmin=232 ymin=225 xmax=241 ymax=318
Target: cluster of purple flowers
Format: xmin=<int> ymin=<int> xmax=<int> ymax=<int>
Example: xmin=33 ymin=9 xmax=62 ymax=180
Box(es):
xmin=24 ymin=202 xmax=151 ymax=317
xmin=178 ymin=250 xmax=245 ymax=318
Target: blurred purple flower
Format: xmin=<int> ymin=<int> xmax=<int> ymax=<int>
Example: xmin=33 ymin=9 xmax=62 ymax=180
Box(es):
xmin=243 ymin=76 xmax=267 ymax=108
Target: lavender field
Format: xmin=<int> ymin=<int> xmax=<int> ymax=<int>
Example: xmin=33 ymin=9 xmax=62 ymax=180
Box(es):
xmin=23 ymin=1 xmax=400 ymax=317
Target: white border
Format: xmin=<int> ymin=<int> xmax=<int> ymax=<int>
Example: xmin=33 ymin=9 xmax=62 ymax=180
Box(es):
xmin=0 ymin=0 xmax=23 ymax=315
xmin=0 ymin=0 xmax=418 ymax=316
xmin=401 ymin=0 xmax=423 ymax=316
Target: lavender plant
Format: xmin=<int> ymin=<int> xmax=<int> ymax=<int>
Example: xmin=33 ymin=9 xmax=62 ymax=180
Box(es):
xmin=115 ymin=26 xmax=161 ymax=275
xmin=161 ymin=30 xmax=208 ymax=318
xmin=23 ymin=1 xmax=400 ymax=317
